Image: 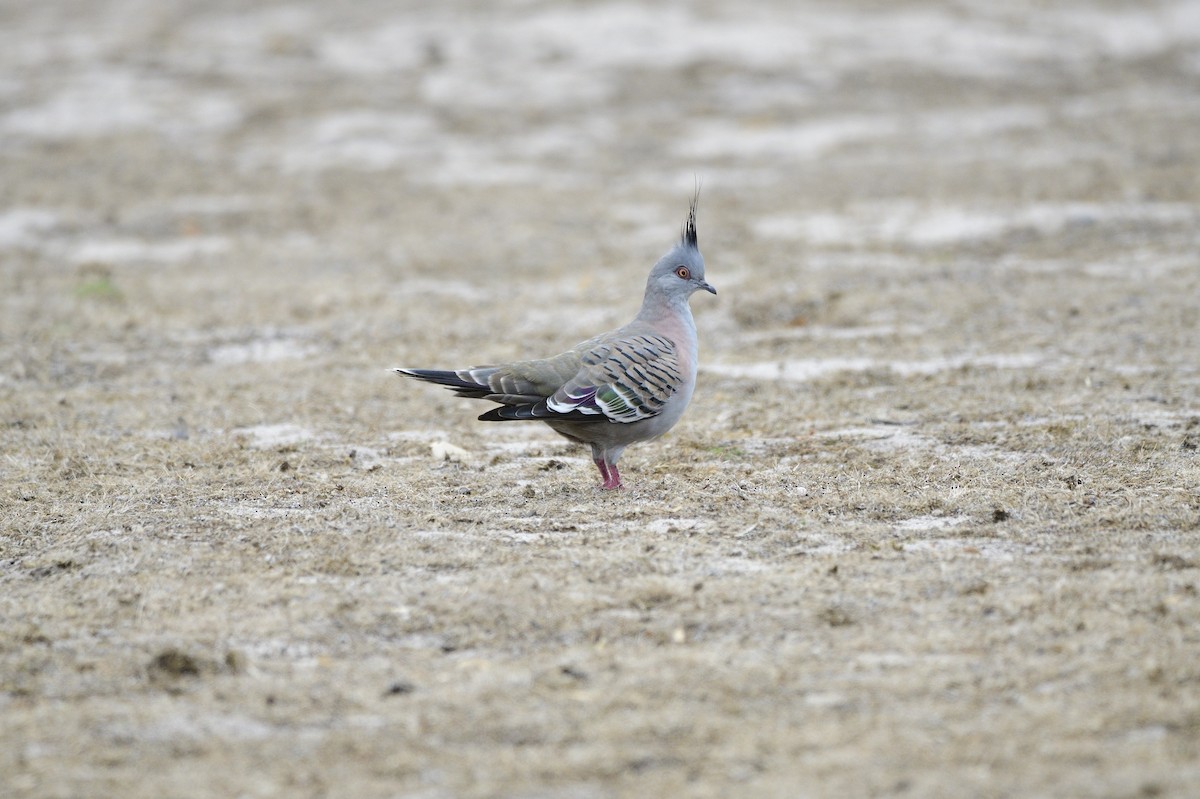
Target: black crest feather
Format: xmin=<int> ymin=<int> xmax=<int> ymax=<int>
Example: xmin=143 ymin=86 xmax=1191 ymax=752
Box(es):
xmin=681 ymin=186 xmax=700 ymax=249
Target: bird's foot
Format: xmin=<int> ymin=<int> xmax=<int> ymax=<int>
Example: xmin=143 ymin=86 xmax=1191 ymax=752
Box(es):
xmin=599 ymin=465 xmax=623 ymax=490
xmin=594 ymin=458 xmax=621 ymax=490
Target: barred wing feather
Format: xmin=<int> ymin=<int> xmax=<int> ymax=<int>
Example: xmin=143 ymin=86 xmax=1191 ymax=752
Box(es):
xmin=546 ymin=334 xmax=682 ymax=424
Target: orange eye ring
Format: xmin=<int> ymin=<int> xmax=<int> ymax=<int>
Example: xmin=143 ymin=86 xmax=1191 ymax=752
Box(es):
xmin=674 ymin=266 xmax=691 ymax=280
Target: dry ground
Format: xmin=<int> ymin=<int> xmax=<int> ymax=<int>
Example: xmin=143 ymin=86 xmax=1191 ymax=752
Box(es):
xmin=3 ymin=1 xmax=1200 ymax=797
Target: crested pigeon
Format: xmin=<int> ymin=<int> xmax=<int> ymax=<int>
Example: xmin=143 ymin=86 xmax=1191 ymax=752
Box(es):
xmin=397 ymin=199 xmax=715 ymax=490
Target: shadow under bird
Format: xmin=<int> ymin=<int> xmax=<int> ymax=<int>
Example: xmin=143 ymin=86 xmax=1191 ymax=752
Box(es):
xmin=397 ymin=199 xmax=715 ymax=490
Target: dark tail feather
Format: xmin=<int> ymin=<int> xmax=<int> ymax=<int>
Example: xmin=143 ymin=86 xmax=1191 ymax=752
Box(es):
xmin=478 ymin=403 xmax=548 ymax=421
xmin=478 ymin=403 xmax=607 ymax=423
xmin=400 ymin=369 xmax=606 ymax=423
xmin=395 ymin=368 xmax=491 ymax=399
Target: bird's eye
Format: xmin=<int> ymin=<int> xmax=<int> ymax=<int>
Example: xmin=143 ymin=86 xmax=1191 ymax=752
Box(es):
xmin=674 ymin=266 xmax=691 ymax=280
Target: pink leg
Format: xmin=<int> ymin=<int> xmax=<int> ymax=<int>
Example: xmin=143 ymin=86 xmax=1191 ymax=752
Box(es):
xmin=601 ymin=463 xmax=623 ymax=491
xmin=593 ymin=457 xmax=611 ymax=486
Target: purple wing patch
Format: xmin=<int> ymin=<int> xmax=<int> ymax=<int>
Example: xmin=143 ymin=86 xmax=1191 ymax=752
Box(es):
xmin=547 ymin=385 xmax=603 ymax=415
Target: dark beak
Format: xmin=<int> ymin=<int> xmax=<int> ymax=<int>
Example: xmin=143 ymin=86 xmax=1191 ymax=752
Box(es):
xmin=700 ymin=280 xmax=717 ymax=295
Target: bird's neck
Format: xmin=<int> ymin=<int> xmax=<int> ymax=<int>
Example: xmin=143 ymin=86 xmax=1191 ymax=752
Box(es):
xmin=636 ymin=287 xmax=691 ymax=323
xmin=635 ymin=292 xmax=696 ymax=349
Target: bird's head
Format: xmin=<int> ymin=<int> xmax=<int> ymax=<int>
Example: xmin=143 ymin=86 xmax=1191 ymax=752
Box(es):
xmin=646 ymin=195 xmax=716 ymax=302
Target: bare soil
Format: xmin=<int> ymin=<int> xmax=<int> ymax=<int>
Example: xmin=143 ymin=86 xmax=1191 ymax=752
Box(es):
xmin=3 ymin=1 xmax=1199 ymax=797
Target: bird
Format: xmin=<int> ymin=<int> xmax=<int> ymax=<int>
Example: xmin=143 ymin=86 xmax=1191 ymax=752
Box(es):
xmin=396 ymin=197 xmax=715 ymax=490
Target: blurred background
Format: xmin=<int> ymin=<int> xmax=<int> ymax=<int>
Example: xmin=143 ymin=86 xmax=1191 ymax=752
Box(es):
xmin=4 ymin=0 xmax=1197 ymax=381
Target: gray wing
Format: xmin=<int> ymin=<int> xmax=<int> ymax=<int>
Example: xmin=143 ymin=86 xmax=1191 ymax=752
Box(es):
xmin=540 ymin=333 xmax=683 ymax=423
xmin=398 ymin=333 xmax=682 ymax=424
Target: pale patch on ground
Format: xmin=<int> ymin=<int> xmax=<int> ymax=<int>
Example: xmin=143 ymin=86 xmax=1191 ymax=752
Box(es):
xmin=69 ymin=236 xmax=233 ymax=265
xmin=208 ymin=337 xmax=319 ymax=366
xmin=706 ymin=352 xmax=1044 ymax=382
xmin=754 ymin=201 xmax=1199 ymax=247
xmin=232 ymin=424 xmax=317 ymax=449
xmin=893 ymin=514 xmax=972 ymax=532
xmin=2 ymin=70 xmax=242 ymax=139
xmin=0 ymin=209 xmax=59 ymax=249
